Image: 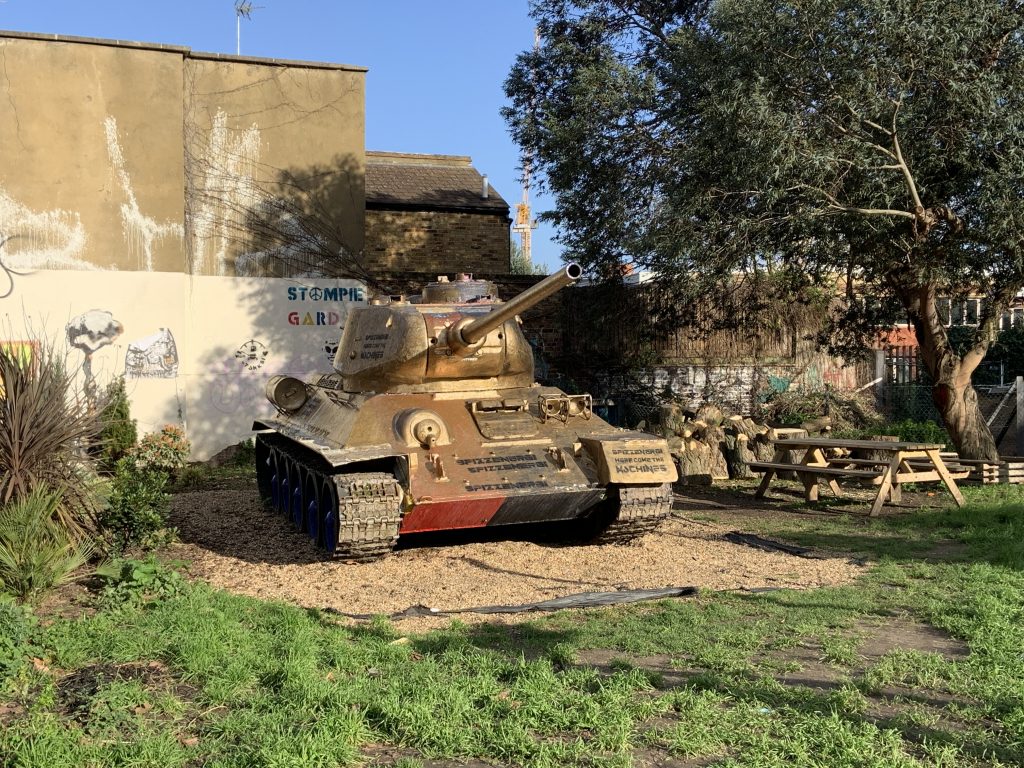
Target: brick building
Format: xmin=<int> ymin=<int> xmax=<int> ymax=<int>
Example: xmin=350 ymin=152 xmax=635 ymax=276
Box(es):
xmin=364 ymin=152 xmax=511 ymax=274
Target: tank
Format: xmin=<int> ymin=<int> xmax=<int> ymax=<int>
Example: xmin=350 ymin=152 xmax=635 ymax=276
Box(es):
xmin=252 ymin=264 xmax=678 ymax=560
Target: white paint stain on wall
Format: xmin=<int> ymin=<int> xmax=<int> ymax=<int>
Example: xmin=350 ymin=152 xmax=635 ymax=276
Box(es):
xmin=104 ymin=116 xmax=184 ymax=271
xmin=0 ymin=185 xmax=93 ymax=270
xmin=188 ymin=109 xmax=262 ymax=276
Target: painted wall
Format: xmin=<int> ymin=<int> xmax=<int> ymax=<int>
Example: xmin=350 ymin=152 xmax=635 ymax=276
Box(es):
xmin=0 ymin=31 xmax=367 ymax=458
xmin=3 ymin=269 xmax=366 ymax=459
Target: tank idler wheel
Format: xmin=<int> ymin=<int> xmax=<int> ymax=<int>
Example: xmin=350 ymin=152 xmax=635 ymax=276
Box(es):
xmin=304 ymin=469 xmax=322 ymax=544
xmin=255 ymin=435 xmax=274 ymax=504
xmin=590 ymin=482 xmax=673 ymax=544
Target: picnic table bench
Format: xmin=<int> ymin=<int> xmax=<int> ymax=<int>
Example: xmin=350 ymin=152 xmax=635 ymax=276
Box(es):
xmin=749 ymin=437 xmax=966 ymax=516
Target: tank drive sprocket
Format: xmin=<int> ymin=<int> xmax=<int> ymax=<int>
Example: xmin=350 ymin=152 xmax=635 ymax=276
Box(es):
xmin=592 ymin=482 xmax=673 ymax=544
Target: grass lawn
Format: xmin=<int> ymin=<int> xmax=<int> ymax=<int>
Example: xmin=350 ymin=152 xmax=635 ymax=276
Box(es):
xmin=1 ymin=482 xmax=1022 ymax=767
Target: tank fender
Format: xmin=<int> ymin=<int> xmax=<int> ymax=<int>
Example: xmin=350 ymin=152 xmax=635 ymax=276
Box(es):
xmin=252 ymin=419 xmax=404 ymax=469
xmin=578 ymin=435 xmax=678 ymax=485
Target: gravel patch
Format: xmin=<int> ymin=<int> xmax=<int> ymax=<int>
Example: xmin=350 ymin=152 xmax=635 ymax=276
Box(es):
xmin=167 ymin=485 xmax=864 ymax=630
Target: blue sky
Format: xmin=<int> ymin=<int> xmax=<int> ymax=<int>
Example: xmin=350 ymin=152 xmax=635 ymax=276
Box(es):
xmin=0 ymin=0 xmax=562 ymax=271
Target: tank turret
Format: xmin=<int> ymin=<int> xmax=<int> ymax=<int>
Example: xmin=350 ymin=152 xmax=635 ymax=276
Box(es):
xmin=254 ymin=262 xmax=677 ymax=561
xmin=334 ymin=264 xmax=582 ymax=394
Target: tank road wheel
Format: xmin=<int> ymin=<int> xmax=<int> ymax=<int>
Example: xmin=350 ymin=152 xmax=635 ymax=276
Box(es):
xmin=288 ymin=459 xmax=305 ymax=531
xmin=330 ymin=473 xmax=404 ymax=562
xmin=275 ymin=454 xmax=291 ymax=518
xmin=591 ymin=483 xmax=673 ymax=544
xmin=303 ymin=469 xmax=322 ymax=544
xmin=320 ymin=475 xmax=340 ymax=555
xmin=255 ymin=436 xmax=274 ymax=505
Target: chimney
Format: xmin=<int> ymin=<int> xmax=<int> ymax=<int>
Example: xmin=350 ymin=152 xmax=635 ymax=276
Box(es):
xmin=481 ymin=174 xmax=489 ymax=199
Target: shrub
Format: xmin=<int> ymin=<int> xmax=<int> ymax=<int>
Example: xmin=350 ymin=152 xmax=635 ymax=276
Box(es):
xmin=133 ymin=424 xmax=190 ymax=474
xmin=96 ymin=376 xmax=137 ymax=473
xmin=0 ymin=340 xmax=104 ymax=538
xmin=0 ymin=487 xmax=94 ymax=603
xmin=862 ymin=418 xmax=950 ymax=447
xmin=100 ymin=457 xmax=169 ymax=553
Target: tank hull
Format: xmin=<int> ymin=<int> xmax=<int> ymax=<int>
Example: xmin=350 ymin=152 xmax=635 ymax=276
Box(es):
xmin=254 ymin=375 xmax=677 ymax=558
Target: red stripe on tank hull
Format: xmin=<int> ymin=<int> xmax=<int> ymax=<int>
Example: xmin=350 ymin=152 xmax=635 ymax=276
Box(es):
xmin=399 ymin=497 xmax=505 ymax=534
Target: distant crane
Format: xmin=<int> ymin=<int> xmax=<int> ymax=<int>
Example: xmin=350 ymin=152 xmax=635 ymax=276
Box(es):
xmin=511 ymin=29 xmax=541 ymax=268
xmin=235 ymin=1 xmax=263 ymax=55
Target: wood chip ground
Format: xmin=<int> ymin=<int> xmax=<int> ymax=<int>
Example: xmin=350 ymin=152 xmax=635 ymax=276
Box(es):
xmin=167 ymin=484 xmax=864 ymax=630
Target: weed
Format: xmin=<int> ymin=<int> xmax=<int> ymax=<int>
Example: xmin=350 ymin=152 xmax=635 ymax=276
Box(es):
xmin=94 ymin=557 xmax=187 ymax=606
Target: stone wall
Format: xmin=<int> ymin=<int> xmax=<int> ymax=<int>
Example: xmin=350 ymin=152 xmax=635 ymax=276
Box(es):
xmin=364 ymin=209 xmax=510 ymax=274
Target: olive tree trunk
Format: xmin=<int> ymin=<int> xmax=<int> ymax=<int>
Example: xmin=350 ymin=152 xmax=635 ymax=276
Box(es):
xmin=906 ymin=287 xmax=1000 ymax=461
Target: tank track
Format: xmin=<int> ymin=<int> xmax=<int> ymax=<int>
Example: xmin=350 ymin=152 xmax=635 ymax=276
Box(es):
xmin=592 ymin=482 xmax=673 ymax=544
xmin=332 ymin=473 xmax=404 ymax=562
xmin=255 ymin=434 xmax=403 ymax=562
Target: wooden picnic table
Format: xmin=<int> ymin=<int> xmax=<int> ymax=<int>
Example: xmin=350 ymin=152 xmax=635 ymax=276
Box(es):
xmin=749 ymin=437 xmax=966 ymax=516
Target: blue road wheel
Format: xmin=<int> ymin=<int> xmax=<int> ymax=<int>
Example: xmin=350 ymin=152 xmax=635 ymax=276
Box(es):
xmin=276 ymin=456 xmax=291 ymax=518
xmin=289 ymin=461 xmax=305 ymax=530
xmin=304 ymin=471 xmax=321 ymax=543
xmin=320 ymin=476 xmax=339 ymax=554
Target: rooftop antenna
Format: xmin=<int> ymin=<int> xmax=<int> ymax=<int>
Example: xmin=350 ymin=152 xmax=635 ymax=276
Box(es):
xmin=235 ymin=1 xmax=263 ymax=55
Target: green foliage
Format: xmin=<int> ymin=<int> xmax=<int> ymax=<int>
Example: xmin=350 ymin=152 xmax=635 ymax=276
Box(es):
xmin=100 ymin=457 xmax=169 ymax=553
xmin=234 ymin=437 xmax=256 ymax=466
xmin=865 ymin=418 xmax=950 ymax=446
xmin=507 ymin=0 xmax=1023 ymax=455
xmin=95 ymin=557 xmax=187 ymax=606
xmin=96 ymin=376 xmax=137 ymax=473
xmin=0 ymin=596 xmax=38 ymax=680
xmin=0 ymin=487 xmax=94 ymax=603
xmin=133 ymin=424 xmax=190 ymax=474
xmin=510 ymin=237 xmax=547 ymax=275
xmin=0 ymin=339 xmax=104 ymax=538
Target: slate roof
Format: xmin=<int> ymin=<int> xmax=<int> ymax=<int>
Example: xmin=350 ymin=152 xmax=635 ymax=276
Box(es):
xmin=365 ymin=151 xmax=510 ymax=214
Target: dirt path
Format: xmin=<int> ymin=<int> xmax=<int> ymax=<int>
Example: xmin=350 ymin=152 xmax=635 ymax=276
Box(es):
xmin=166 ymin=482 xmax=864 ymax=630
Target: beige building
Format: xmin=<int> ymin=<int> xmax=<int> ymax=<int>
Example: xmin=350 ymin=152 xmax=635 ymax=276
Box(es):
xmin=0 ymin=30 xmax=510 ymax=458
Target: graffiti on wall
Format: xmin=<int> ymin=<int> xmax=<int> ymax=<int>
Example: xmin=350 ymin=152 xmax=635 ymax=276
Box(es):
xmin=188 ymin=109 xmax=262 ymax=276
xmin=66 ymin=309 xmax=124 ymax=354
xmin=0 ymin=186 xmax=92 ymax=271
xmin=104 ymin=117 xmax=184 ymax=271
xmin=234 ymin=339 xmax=269 ymax=371
xmin=125 ymin=328 xmax=179 ymax=379
xmin=66 ymin=309 xmax=125 ymax=405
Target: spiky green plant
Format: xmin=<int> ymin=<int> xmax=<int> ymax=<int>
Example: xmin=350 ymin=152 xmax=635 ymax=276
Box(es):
xmin=0 ymin=340 xmax=103 ymax=538
xmin=0 ymin=487 xmax=94 ymax=603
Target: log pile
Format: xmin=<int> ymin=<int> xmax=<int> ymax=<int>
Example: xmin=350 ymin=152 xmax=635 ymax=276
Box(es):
xmin=660 ymin=403 xmax=829 ymax=485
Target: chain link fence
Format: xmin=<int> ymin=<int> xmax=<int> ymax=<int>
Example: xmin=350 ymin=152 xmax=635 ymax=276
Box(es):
xmin=879 ymin=347 xmax=1021 ymax=455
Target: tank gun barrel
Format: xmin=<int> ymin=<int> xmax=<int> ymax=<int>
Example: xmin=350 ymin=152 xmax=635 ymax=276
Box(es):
xmin=459 ymin=263 xmax=582 ymax=346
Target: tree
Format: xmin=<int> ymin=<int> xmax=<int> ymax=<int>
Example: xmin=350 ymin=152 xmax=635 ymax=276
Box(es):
xmin=510 ymin=236 xmax=547 ymax=275
xmin=505 ymin=0 xmax=1024 ymax=460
